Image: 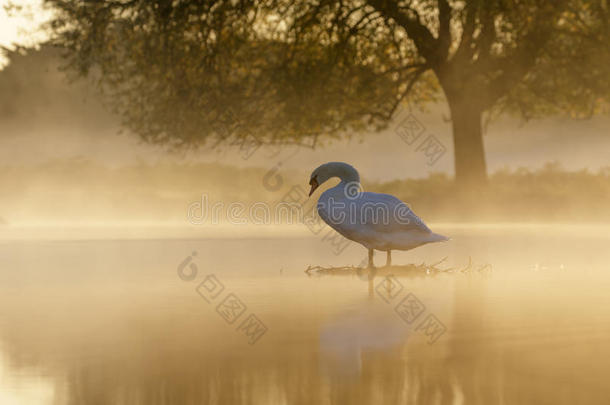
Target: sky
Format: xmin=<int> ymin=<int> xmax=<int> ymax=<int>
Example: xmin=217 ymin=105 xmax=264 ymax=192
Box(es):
xmin=0 ymin=0 xmax=51 ymax=68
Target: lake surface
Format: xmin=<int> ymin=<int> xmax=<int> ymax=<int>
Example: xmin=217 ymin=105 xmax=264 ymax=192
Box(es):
xmin=1 ymin=224 xmax=609 ymax=404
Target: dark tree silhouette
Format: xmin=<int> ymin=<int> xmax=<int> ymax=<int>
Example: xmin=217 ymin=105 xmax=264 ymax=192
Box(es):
xmin=44 ymin=0 xmax=609 ymax=186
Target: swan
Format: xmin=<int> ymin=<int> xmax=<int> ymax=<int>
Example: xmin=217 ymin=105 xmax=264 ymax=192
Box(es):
xmin=308 ymin=162 xmax=448 ymax=267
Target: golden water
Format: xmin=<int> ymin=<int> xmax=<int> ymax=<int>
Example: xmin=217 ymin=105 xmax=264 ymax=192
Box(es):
xmin=0 ymin=225 xmax=609 ymax=404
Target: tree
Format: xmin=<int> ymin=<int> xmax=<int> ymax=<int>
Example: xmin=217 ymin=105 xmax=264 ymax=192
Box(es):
xmin=44 ymin=0 xmax=609 ymax=187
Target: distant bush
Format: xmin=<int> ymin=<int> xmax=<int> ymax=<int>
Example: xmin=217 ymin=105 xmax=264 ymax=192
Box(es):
xmin=370 ymin=162 xmax=610 ymax=223
xmin=1 ymin=159 xmax=609 ymax=224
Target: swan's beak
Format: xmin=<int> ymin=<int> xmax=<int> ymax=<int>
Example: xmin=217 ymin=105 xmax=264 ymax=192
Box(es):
xmin=308 ymin=178 xmax=319 ymax=197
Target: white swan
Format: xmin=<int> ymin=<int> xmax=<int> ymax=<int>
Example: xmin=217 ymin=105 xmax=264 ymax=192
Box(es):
xmin=308 ymin=162 xmax=448 ymax=267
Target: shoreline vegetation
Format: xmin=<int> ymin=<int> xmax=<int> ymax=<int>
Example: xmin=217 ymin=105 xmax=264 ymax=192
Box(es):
xmin=2 ymin=159 xmax=609 ymax=225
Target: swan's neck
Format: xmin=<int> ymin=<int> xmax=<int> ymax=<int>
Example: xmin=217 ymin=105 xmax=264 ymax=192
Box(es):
xmin=332 ymin=163 xmax=360 ymax=184
xmin=328 ymin=164 xmax=361 ymax=198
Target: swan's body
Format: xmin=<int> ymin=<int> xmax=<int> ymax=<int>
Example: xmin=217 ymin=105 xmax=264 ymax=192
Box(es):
xmin=309 ymin=162 xmax=448 ymax=267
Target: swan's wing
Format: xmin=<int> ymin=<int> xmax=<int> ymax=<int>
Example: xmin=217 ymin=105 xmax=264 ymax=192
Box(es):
xmin=357 ymin=192 xmax=432 ymax=233
xmin=318 ymin=191 xmax=432 ymax=234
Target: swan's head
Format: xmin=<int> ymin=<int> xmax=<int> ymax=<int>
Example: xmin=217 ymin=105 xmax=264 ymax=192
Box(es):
xmin=308 ymin=162 xmax=360 ymax=196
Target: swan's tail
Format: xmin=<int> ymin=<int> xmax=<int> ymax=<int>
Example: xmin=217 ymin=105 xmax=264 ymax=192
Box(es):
xmin=428 ymin=232 xmax=450 ymax=243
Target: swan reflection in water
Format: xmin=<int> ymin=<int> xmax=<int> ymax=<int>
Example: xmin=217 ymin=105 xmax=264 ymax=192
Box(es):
xmin=317 ymin=266 xmax=453 ymax=378
xmin=319 ymin=302 xmax=412 ymax=377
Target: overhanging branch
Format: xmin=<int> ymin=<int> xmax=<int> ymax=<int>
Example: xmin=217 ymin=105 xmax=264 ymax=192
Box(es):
xmin=365 ymin=0 xmax=440 ymax=65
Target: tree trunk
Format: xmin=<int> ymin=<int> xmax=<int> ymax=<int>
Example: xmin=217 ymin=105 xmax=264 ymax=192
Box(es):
xmin=447 ymin=98 xmax=488 ymax=188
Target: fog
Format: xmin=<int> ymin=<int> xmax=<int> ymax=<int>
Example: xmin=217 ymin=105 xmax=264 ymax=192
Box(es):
xmin=1 ymin=47 xmax=610 ymax=177
xmin=1 ymin=5 xmax=610 ymax=405
xmin=1 ymin=47 xmax=609 ymax=230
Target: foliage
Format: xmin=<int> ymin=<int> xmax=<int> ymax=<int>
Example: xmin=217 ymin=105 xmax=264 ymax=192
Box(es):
xmin=42 ymin=0 xmax=610 ymax=150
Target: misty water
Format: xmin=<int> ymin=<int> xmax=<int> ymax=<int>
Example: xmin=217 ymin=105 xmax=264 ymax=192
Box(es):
xmin=0 ymin=224 xmax=609 ymax=404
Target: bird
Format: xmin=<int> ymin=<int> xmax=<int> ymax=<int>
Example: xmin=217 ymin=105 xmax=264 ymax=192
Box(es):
xmin=308 ymin=162 xmax=449 ymax=267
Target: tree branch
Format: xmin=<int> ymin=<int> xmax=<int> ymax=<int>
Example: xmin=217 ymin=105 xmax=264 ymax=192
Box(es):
xmin=365 ymin=0 xmax=439 ymax=65
xmin=437 ymin=0 xmax=452 ymax=61
xmin=453 ymin=1 xmax=477 ymax=64
xmin=475 ymin=5 xmax=496 ymax=62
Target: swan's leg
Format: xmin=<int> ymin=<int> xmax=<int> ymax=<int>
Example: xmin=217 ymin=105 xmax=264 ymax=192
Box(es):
xmin=386 ymin=250 xmax=392 ymax=267
xmin=368 ymin=248 xmax=375 ymax=268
